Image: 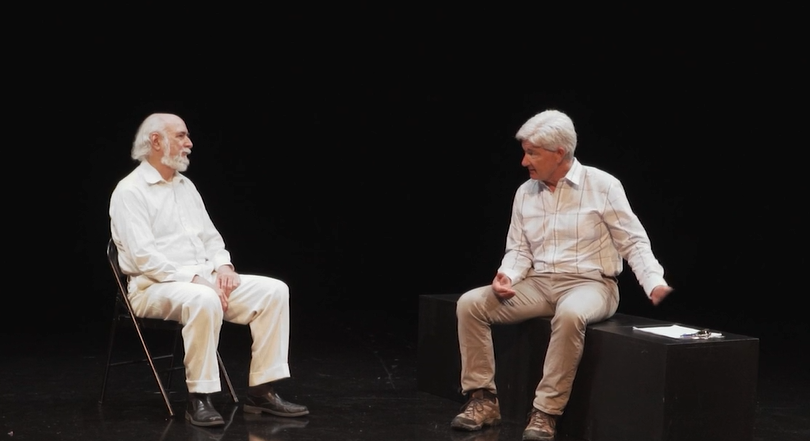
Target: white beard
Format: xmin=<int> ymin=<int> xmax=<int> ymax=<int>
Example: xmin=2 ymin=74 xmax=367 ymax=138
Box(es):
xmin=161 ymin=148 xmax=191 ymax=172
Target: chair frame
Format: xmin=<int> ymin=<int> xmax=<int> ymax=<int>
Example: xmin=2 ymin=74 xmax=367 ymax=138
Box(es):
xmin=99 ymin=238 xmax=238 ymax=416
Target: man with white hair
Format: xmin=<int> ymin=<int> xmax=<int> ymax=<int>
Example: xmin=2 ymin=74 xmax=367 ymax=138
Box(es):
xmin=450 ymin=109 xmax=673 ymax=440
xmin=109 ymin=113 xmax=308 ymax=427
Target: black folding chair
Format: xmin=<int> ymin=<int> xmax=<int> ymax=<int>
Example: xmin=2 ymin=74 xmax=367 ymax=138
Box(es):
xmin=99 ymin=238 xmax=238 ymax=416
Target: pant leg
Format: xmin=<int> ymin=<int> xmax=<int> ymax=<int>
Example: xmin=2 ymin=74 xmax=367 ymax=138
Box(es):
xmin=533 ymin=273 xmax=619 ymax=415
xmin=128 ymin=282 xmax=224 ymax=393
xmin=456 ymin=276 xmax=556 ymax=395
xmin=222 ymin=274 xmax=291 ymax=387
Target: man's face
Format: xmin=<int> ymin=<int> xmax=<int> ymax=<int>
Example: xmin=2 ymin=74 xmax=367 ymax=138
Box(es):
xmin=160 ymin=117 xmax=193 ymax=172
xmin=520 ymin=140 xmax=563 ymax=183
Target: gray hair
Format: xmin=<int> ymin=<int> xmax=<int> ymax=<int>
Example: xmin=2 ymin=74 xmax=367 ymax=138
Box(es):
xmin=515 ymin=110 xmax=577 ymax=160
xmin=130 ymin=113 xmax=173 ymax=162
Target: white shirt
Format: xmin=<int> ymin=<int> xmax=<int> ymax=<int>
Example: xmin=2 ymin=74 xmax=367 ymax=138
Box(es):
xmin=498 ymin=159 xmax=667 ymax=297
xmin=109 ymin=161 xmax=232 ymax=293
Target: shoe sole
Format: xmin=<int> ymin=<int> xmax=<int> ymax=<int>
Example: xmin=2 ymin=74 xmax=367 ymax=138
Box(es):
xmin=184 ymin=411 xmax=225 ymax=427
xmin=243 ymin=404 xmax=310 ymax=417
xmin=450 ymin=418 xmax=502 ymax=431
xmin=522 ymin=430 xmax=554 ymax=441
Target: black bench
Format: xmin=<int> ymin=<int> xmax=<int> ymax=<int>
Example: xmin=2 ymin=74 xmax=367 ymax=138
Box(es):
xmin=417 ymin=294 xmax=759 ymax=441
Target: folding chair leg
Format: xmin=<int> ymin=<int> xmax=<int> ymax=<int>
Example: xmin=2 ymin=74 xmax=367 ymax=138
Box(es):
xmin=130 ymin=316 xmax=176 ymax=417
xmin=217 ymin=352 xmax=239 ymax=403
xmin=98 ymin=315 xmax=120 ymax=404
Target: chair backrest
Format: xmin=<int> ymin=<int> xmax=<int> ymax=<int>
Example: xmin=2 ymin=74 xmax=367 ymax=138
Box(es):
xmin=106 ymin=239 xmax=128 ymax=300
xmin=106 ymin=238 xmax=149 ymax=325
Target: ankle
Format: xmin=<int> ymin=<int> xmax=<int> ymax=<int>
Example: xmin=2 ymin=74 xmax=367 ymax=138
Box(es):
xmin=248 ymin=382 xmax=274 ymax=397
xmin=469 ymin=388 xmax=498 ymax=402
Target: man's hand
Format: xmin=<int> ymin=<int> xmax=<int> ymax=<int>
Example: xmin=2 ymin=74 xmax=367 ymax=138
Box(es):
xmin=650 ymin=285 xmax=674 ymax=306
xmin=215 ymin=265 xmax=241 ymax=299
xmin=192 ymin=275 xmax=229 ymax=312
xmin=492 ymin=272 xmax=516 ymax=300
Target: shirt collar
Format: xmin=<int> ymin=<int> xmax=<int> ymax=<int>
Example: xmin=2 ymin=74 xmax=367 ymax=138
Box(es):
xmin=137 ymin=161 xmax=186 ymax=185
xmin=564 ymin=158 xmax=584 ymax=188
xmin=531 ymin=158 xmax=583 ymax=192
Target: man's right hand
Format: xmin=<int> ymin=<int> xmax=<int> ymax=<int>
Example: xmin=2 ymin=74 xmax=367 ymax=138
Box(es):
xmin=192 ymin=275 xmax=229 ymax=312
xmin=492 ymin=272 xmax=516 ymax=300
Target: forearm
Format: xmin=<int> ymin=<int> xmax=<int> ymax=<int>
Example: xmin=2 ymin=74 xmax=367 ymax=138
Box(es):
xmin=499 ymin=234 xmax=533 ymax=285
xmin=605 ymin=185 xmax=667 ymax=295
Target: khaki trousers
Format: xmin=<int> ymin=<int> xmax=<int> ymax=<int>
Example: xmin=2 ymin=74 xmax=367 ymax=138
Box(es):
xmin=457 ymin=270 xmax=619 ymax=415
xmin=128 ymin=273 xmax=291 ymax=393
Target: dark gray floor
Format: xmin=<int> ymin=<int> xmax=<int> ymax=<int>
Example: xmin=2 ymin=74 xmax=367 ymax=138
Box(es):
xmin=1 ymin=307 xmax=807 ymax=441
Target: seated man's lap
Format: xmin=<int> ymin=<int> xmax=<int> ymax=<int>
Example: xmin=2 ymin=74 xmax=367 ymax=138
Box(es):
xmin=130 ymin=281 xmax=220 ymax=322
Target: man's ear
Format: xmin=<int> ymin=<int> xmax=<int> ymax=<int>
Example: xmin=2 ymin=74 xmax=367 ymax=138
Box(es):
xmin=556 ymin=147 xmax=566 ymax=162
xmin=149 ymin=132 xmax=162 ymax=151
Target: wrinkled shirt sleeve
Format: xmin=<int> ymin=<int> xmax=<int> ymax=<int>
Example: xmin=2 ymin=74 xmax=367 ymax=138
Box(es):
xmin=602 ymin=180 xmax=667 ymax=296
xmin=192 ymin=187 xmax=232 ymax=272
xmin=498 ymin=185 xmax=534 ymax=285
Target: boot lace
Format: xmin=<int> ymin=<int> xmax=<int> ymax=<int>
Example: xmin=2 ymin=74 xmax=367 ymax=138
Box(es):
xmin=460 ymin=396 xmax=487 ymax=419
xmin=526 ymin=409 xmax=555 ymax=434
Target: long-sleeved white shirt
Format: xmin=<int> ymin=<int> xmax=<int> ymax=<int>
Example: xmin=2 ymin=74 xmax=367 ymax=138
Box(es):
xmin=498 ymin=159 xmax=667 ymax=297
xmin=109 ymin=161 xmax=232 ymax=293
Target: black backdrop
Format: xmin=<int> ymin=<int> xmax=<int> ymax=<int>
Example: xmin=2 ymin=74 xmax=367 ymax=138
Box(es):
xmin=9 ymin=5 xmax=806 ymax=345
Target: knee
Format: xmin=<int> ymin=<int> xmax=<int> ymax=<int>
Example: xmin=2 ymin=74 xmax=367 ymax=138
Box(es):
xmin=271 ymin=280 xmax=289 ymax=302
xmin=256 ymin=278 xmax=289 ymax=303
xmin=456 ymin=287 xmax=488 ymax=319
xmin=277 ymin=281 xmax=290 ymax=301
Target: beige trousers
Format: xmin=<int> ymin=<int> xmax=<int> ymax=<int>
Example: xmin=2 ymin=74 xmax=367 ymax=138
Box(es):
xmin=128 ymin=274 xmax=291 ymax=393
xmin=456 ymin=270 xmax=619 ymax=415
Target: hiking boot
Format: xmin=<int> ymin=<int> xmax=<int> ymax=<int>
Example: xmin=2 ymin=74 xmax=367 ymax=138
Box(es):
xmin=522 ymin=407 xmax=557 ymax=440
xmin=450 ymin=389 xmax=501 ymax=431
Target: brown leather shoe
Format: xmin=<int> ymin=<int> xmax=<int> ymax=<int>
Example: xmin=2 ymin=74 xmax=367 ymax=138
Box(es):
xmin=243 ymin=391 xmax=309 ymax=417
xmin=522 ymin=407 xmax=557 ymax=440
xmin=185 ymin=393 xmax=225 ymax=427
xmin=450 ymin=389 xmax=501 ymax=431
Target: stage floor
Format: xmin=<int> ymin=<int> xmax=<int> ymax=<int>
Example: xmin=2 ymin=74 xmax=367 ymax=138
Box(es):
xmin=1 ymin=307 xmax=807 ymax=441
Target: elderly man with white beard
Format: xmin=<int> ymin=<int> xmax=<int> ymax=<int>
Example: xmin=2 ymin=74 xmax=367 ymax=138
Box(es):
xmin=109 ymin=113 xmax=308 ymax=427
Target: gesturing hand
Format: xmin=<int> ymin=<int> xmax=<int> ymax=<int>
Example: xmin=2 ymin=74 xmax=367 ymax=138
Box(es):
xmin=650 ymin=285 xmax=674 ymax=306
xmin=492 ymin=272 xmax=516 ymax=300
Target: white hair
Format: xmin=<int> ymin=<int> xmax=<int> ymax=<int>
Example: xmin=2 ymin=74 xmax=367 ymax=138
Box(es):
xmin=515 ymin=110 xmax=577 ymax=160
xmin=130 ymin=113 xmax=174 ymax=162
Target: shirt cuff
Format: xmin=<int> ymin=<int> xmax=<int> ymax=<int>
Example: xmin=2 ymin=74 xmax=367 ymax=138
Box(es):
xmin=214 ymin=262 xmax=234 ymax=273
xmin=498 ymin=267 xmax=527 ymax=286
xmin=642 ymin=276 xmax=668 ymax=297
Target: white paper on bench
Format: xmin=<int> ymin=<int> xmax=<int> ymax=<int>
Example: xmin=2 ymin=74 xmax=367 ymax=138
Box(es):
xmin=632 ymin=325 xmax=723 ymax=339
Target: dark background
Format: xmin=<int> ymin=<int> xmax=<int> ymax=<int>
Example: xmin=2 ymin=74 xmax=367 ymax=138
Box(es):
xmin=9 ymin=5 xmax=807 ymax=347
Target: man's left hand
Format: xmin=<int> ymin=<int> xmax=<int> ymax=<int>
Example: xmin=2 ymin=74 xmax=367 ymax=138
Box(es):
xmin=216 ymin=265 xmax=241 ymax=298
xmin=650 ymin=285 xmax=674 ymax=306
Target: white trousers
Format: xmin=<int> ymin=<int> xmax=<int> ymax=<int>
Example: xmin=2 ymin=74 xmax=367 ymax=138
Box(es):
xmin=128 ymin=273 xmax=291 ymax=393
